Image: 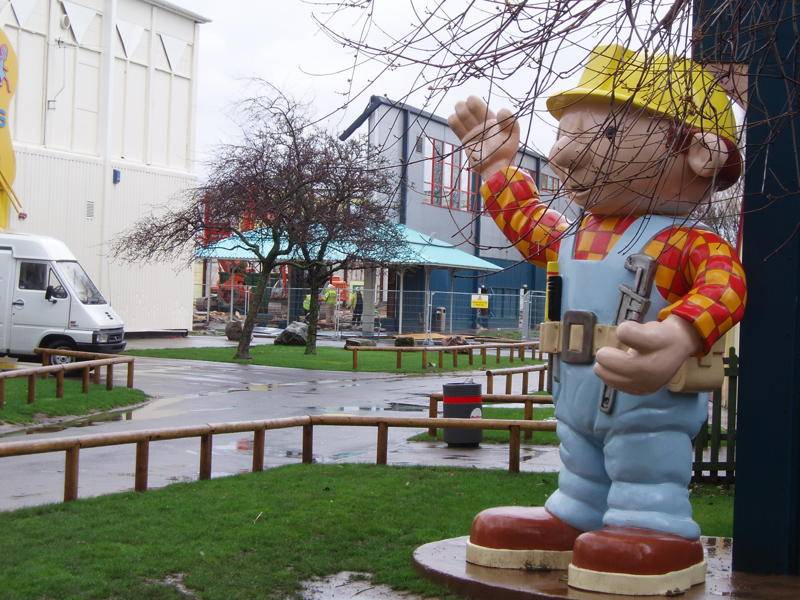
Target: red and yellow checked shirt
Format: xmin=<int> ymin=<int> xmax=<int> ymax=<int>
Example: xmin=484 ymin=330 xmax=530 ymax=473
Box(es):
xmin=482 ymin=168 xmax=747 ymax=353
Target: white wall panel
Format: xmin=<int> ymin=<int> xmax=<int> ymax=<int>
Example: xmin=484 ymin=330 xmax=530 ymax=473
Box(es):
xmin=148 ymin=68 xmax=168 ymax=164
xmin=12 ymin=30 xmax=46 ymax=145
xmin=168 ymin=74 xmax=187 ymax=167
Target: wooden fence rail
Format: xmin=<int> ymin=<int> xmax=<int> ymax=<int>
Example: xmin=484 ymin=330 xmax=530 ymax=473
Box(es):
xmin=427 ymin=392 xmax=554 ymax=439
xmin=0 ymin=350 xmax=135 ymax=410
xmin=0 ymin=414 xmax=555 ymax=503
xmin=346 ymin=341 xmax=540 ymax=371
xmin=485 ymin=363 xmax=548 ymax=395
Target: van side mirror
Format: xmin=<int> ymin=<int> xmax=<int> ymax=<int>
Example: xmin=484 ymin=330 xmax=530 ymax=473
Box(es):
xmin=45 ymin=285 xmax=67 ymax=301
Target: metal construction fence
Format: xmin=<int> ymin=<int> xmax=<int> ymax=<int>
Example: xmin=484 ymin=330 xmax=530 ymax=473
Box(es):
xmin=193 ymin=283 xmax=546 ymax=339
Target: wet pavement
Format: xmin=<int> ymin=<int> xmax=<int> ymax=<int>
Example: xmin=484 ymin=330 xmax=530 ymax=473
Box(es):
xmin=0 ymin=350 xmax=558 ymax=511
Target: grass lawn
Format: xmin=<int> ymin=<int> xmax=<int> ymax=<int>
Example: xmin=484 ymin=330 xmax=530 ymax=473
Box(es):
xmin=128 ymin=344 xmax=537 ymax=374
xmin=0 ymin=377 xmax=147 ymax=424
xmin=0 ymin=464 xmax=733 ymax=600
xmin=410 ymin=406 xmax=560 ymax=445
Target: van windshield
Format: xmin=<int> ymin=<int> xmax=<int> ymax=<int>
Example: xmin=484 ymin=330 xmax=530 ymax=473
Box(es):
xmin=57 ymin=261 xmax=106 ymax=305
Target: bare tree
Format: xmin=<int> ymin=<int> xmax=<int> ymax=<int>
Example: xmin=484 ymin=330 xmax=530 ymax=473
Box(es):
xmin=287 ymin=132 xmax=404 ymax=355
xmin=113 ymin=93 xmax=319 ymax=360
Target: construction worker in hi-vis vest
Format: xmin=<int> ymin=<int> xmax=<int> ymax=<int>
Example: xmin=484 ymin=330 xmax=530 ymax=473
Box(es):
xmin=448 ymin=44 xmax=746 ymax=596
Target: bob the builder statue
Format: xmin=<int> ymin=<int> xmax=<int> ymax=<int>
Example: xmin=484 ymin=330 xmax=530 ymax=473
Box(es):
xmin=448 ymin=44 xmax=746 ymax=595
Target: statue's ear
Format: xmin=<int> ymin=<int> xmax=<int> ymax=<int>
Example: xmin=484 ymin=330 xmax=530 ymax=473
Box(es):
xmin=686 ymin=131 xmax=729 ymax=179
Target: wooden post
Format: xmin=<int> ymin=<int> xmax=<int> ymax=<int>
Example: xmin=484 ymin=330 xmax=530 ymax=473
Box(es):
xmin=106 ymin=364 xmax=114 ymax=391
xmin=93 ymin=366 xmax=100 ymax=384
xmin=376 ymin=423 xmax=388 ymax=465
xmin=199 ymin=434 xmax=212 ymax=480
xmin=468 ymin=349 xmax=474 ymax=366
xmin=352 ymin=350 xmax=358 ymax=370
xmin=496 ymin=347 xmax=501 ymax=364
xmin=522 ymin=371 xmax=529 ymax=395
xmin=539 ymin=363 xmax=545 ymax=391
xmin=126 ymin=362 xmax=134 ymax=388
xmin=508 ymin=427 xmax=520 ymax=473
xmin=41 ymin=351 xmax=48 ymax=367
xmin=428 ymin=396 xmax=437 ymax=437
xmin=509 ymin=347 xmax=515 ymax=363
xmin=27 ymin=374 xmax=35 ymax=404
xmin=452 ymin=350 xmax=458 ymax=368
xmin=0 ymin=378 xmax=4 ymax=410
xmin=82 ymin=367 xmax=90 ymax=393
xmin=55 ymin=371 xmax=65 ymax=399
xmin=486 ymin=373 xmax=494 ymax=394
xmin=438 ymin=350 xmax=444 ymax=370
xmin=302 ymin=425 xmax=313 ymax=464
xmin=505 ymin=373 xmax=513 ymax=395
xmin=64 ymin=446 xmax=79 ymax=502
xmin=135 ymin=440 xmax=149 ymax=492
xmin=524 ymin=400 xmax=533 ymax=441
xmin=421 ymin=349 xmax=427 ymax=370
xmin=396 ymin=351 xmax=402 ymax=370
xmin=520 ymin=345 xmax=526 ymax=361
xmin=252 ymin=428 xmax=265 ymax=472
xmin=481 ymin=347 xmax=487 ymax=366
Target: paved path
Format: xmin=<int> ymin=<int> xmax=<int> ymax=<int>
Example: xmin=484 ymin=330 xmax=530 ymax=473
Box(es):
xmin=0 ymin=347 xmax=559 ymax=511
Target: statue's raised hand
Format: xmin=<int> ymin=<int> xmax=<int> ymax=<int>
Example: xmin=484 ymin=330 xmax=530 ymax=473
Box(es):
xmin=448 ymin=96 xmax=520 ymax=177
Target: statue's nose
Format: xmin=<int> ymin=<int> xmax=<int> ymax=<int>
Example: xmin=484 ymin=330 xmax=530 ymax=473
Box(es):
xmin=548 ymin=134 xmax=588 ymax=174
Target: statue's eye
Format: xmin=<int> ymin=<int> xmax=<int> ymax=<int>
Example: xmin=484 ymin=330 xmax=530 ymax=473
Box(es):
xmin=604 ymin=126 xmax=618 ymax=140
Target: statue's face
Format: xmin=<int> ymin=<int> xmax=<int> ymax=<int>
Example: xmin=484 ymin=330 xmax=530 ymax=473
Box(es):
xmin=547 ymin=100 xmax=711 ymax=216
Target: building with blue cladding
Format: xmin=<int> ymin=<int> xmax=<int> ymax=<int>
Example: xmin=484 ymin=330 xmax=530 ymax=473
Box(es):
xmin=340 ymin=96 xmax=565 ymax=332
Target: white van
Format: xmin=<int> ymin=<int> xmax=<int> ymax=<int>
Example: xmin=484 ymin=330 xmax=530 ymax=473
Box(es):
xmin=0 ymin=232 xmax=125 ymax=364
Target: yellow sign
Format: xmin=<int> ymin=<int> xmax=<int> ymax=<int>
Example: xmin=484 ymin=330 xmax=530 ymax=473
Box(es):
xmin=471 ymin=294 xmax=489 ymax=309
xmin=0 ymin=27 xmax=18 ymax=230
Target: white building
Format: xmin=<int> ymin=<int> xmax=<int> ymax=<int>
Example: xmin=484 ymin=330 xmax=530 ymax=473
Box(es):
xmin=2 ymin=0 xmax=206 ymax=332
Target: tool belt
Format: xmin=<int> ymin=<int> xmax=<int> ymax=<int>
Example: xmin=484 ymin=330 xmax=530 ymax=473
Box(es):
xmin=540 ymin=312 xmax=725 ymax=393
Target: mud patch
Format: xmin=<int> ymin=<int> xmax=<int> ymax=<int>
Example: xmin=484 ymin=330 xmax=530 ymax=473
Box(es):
xmin=301 ymin=572 xmax=433 ymax=599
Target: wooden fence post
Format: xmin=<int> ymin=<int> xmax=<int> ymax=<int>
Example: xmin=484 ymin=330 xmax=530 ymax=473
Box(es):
xmin=199 ymin=434 xmax=212 ymax=480
xmin=468 ymin=349 xmax=474 ymax=366
xmin=505 ymin=374 xmax=513 ymax=395
xmin=126 ymin=362 xmax=134 ymax=388
xmin=508 ymin=427 xmax=520 ymax=473
xmin=252 ymin=428 xmax=265 ymax=472
xmin=64 ymin=446 xmax=79 ymax=502
xmin=421 ymin=350 xmax=427 ymax=370
xmin=55 ymin=371 xmax=64 ymax=399
xmin=135 ymin=440 xmax=149 ymax=492
xmin=524 ymin=400 xmax=533 ymax=441
xmin=486 ymin=373 xmax=494 ymax=394
xmin=106 ymin=364 xmax=114 ymax=391
xmin=396 ymin=351 xmax=402 ymax=370
xmin=302 ymin=425 xmax=313 ymax=464
xmin=452 ymin=350 xmax=458 ymax=368
xmin=93 ymin=366 xmax=101 ymax=384
xmin=82 ymin=367 xmax=90 ymax=393
xmin=428 ymin=396 xmax=437 ymax=437
xmin=496 ymin=347 xmax=501 ymax=364
xmin=41 ymin=351 xmax=48 ymax=367
xmin=539 ymin=362 xmax=545 ymax=391
xmin=481 ymin=347 xmax=487 ymax=366
xmin=522 ymin=371 xmax=529 ymax=395
xmin=376 ymin=423 xmax=388 ymax=465
xmin=27 ymin=374 xmax=35 ymax=404
xmin=352 ymin=350 xmax=358 ymax=370
xmin=438 ymin=350 xmax=444 ymax=370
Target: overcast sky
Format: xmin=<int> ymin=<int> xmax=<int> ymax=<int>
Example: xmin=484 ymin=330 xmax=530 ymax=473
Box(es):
xmin=180 ymin=1 xmax=572 ymax=177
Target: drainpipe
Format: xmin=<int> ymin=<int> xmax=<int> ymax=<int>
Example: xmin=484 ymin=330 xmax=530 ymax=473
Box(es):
xmin=399 ymin=108 xmax=409 ymax=224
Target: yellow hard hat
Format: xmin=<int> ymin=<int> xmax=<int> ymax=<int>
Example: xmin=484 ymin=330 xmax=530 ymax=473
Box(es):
xmin=547 ymin=44 xmax=738 ymax=147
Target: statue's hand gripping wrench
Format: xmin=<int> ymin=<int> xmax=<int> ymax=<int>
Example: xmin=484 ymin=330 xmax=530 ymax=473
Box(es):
xmin=599 ymin=254 xmax=657 ymax=414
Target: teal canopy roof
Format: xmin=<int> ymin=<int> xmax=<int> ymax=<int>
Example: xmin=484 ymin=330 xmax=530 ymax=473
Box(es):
xmin=196 ymin=224 xmax=500 ymax=272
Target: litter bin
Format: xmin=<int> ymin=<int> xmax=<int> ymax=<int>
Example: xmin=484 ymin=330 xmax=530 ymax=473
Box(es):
xmin=442 ymin=382 xmax=482 ymax=447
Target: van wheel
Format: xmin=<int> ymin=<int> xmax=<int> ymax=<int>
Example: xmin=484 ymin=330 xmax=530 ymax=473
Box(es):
xmin=45 ymin=340 xmax=77 ymax=366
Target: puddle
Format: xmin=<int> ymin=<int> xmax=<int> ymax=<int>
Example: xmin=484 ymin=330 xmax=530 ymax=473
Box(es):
xmin=301 ymin=571 xmax=430 ymax=600
xmin=328 ymin=403 xmax=426 ymax=413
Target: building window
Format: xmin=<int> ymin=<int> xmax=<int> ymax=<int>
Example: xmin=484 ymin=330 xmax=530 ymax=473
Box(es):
xmin=423 ymin=136 xmax=481 ymax=211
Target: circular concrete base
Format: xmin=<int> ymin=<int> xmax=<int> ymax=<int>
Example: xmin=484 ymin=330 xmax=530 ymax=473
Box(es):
xmin=413 ymin=536 xmax=800 ymax=599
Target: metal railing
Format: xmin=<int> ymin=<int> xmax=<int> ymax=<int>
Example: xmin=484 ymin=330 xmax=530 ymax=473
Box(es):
xmin=0 ymin=415 xmax=557 ymax=503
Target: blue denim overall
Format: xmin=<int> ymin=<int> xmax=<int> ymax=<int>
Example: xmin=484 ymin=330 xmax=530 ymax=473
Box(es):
xmin=544 ymin=215 xmax=707 ymax=540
